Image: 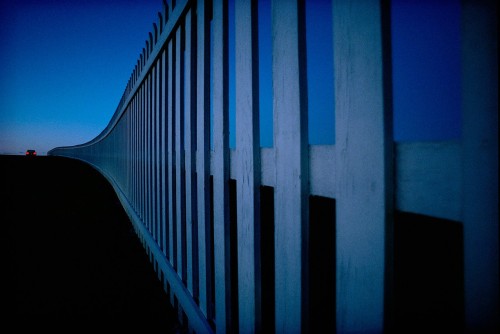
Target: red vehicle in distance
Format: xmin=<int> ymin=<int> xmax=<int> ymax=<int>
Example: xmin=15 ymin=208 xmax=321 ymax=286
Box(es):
xmin=25 ymin=149 xmax=37 ymax=157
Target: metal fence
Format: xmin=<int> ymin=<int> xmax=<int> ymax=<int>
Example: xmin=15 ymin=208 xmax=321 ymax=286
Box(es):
xmin=48 ymin=0 xmax=498 ymax=333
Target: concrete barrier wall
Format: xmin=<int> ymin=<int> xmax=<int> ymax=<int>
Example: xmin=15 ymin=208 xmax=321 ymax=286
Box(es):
xmin=48 ymin=0 xmax=498 ymax=333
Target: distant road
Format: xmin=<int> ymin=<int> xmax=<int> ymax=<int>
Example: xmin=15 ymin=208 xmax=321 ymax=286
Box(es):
xmin=0 ymin=155 xmax=180 ymax=331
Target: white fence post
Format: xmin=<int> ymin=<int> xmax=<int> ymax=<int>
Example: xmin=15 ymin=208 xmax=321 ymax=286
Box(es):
xmin=156 ymin=58 xmax=162 ymax=247
xmin=175 ymin=25 xmax=186 ymax=285
xmin=161 ymin=49 xmax=168 ymax=256
xmin=197 ymin=0 xmax=211 ymax=320
xmin=272 ymin=1 xmax=309 ymax=332
xmin=333 ymin=0 xmax=392 ymax=332
xmin=168 ymin=36 xmax=176 ymax=274
xmin=212 ymin=0 xmax=231 ymax=332
xmin=184 ymin=9 xmax=196 ymax=297
xmin=235 ymin=0 xmax=261 ymax=332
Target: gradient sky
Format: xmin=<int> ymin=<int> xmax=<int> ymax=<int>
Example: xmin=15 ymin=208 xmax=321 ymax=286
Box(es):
xmin=0 ymin=0 xmax=460 ymax=155
xmin=0 ymin=0 xmax=161 ymax=155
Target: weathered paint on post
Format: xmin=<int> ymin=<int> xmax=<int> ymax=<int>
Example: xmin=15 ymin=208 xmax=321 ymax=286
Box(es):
xmin=146 ymin=74 xmax=151 ymax=233
xmin=149 ymin=72 xmax=155 ymax=237
xmin=147 ymin=76 xmax=151 ymax=231
xmin=152 ymin=64 xmax=158 ymax=241
xmin=151 ymin=72 xmax=156 ymax=237
xmin=212 ymin=0 xmax=231 ymax=332
xmin=333 ymin=0 xmax=391 ymax=332
xmin=151 ymin=73 xmax=156 ymax=235
xmin=153 ymin=61 xmax=159 ymax=243
xmin=184 ymin=9 xmax=195 ymax=297
xmin=134 ymin=95 xmax=138 ymax=211
xmin=137 ymin=85 xmax=141 ymax=219
xmin=176 ymin=25 xmax=186 ymax=282
xmin=146 ymin=72 xmax=151 ymax=235
xmin=161 ymin=48 xmax=168 ymax=256
xmin=141 ymin=83 xmax=146 ymax=222
xmin=197 ymin=0 xmax=211 ymax=318
xmin=168 ymin=37 xmax=176 ymax=270
xmin=272 ymin=0 xmax=309 ymax=332
xmin=235 ymin=0 xmax=261 ymax=332
xmin=156 ymin=58 xmax=162 ymax=247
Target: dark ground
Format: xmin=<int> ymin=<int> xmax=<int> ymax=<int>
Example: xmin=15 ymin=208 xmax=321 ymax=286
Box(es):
xmin=0 ymin=155 xmax=181 ymax=331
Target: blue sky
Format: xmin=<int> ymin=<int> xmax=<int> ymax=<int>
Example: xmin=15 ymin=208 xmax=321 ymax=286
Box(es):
xmin=0 ymin=0 xmax=161 ymax=155
xmin=0 ymin=0 xmax=461 ymax=155
xmin=391 ymin=0 xmax=461 ymax=141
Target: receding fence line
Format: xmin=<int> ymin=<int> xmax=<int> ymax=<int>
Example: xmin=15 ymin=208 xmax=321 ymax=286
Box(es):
xmin=48 ymin=1 xmax=498 ymax=333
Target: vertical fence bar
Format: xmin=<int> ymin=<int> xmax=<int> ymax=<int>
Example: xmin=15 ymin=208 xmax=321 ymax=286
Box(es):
xmin=135 ymin=94 xmax=139 ymax=220
xmin=149 ymin=73 xmax=154 ymax=236
xmin=168 ymin=37 xmax=176 ymax=272
xmin=120 ymin=119 xmax=123 ymax=189
xmin=162 ymin=48 xmax=168 ymax=256
xmin=110 ymin=128 xmax=113 ymax=173
xmin=118 ymin=125 xmax=121 ymax=179
xmin=119 ymin=123 xmax=122 ymax=182
xmin=156 ymin=59 xmax=162 ymax=246
xmin=121 ymin=121 xmax=124 ymax=187
xmin=126 ymin=95 xmax=132 ymax=192
xmin=120 ymin=121 xmax=123 ymax=187
xmin=124 ymin=116 xmax=127 ymax=192
xmin=235 ymin=0 xmax=260 ymax=332
xmin=115 ymin=123 xmax=118 ymax=182
xmin=184 ymin=8 xmax=196 ymax=297
xmin=154 ymin=68 xmax=158 ymax=243
xmin=145 ymin=79 xmax=148 ymax=226
xmin=148 ymin=73 xmax=153 ymax=234
xmin=137 ymin=86 xmax=141 ymax=218
xmin=142 ymin=80 xmax=149 ymax=230
xmin=173 ymin=32 xmax=179 ymax=280
xmin=152 ymin=64 xmax=157 ymax=242
xmin=134 ymin=95 xmax=137 ymax=211
xmin=131 ymin=100 xmax=134 ymax=208
xmin=155 ymin=62 xmax=160 ymax=244
xmin=128 ymin=104 xmax=132 ymax=204
xmin=197 ymin=0 xmax=211 ymax=319
xmin=176 ymin=24 xmax=186 ymax=283
xmin=136 ymin=94 xmax=140 ymax=214
xmin=116 ymin=128 xmax=119 ymax=178
xmin=124 ymin=119 xmax=127 ymax=190
xmin=462 ymin=1 xmax=499 ymax=331
xmin=131 ymin=109 xmax=134 ymax=201
xmin=139 ymin=82 xmax=146 ymax=220
xmin=131 ymin=96 xmax=134 ymax=210
xmin=333 ymin=0 xmax=391 ymax=332
xmin=143 ymin=81 xmax=147 ymax=225
xmin=145 ymin=76 xmax=150 ymax=230
xmin=137 ymin=87 xmax=140 ymax=217
xmin=121 ymin=121 xmax=124 ymax=185
xmin=272 ymin=1 xmax=309 ymax=332
xmin=128 ymin=110 xmax=131 ymax=198
xmin=126 ymin=111 xmax=130 ymax=197
xmin=119 ymin=125 xmax=122 ymax=183
xmin=212 ymin=0 xmax=231 ymax=332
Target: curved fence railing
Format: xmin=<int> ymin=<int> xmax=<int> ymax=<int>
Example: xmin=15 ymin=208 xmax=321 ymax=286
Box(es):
xmin=49 ymin=0 xmax=498 ymax=333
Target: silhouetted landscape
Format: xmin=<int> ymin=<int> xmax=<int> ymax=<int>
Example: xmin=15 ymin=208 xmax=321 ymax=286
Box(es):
xmin=0 ymin=155 xmax=180 ymax=331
